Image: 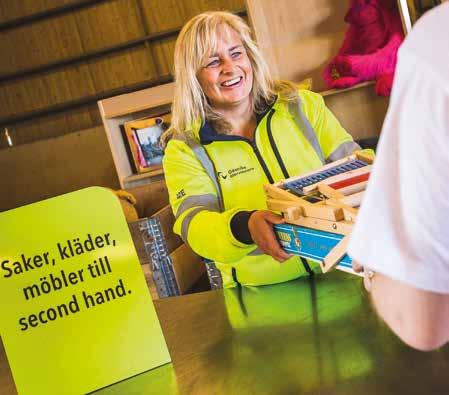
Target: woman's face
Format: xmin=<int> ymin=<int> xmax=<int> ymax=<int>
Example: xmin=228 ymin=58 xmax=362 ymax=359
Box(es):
xmin=197 ymin=25 xmax=253 ymax=112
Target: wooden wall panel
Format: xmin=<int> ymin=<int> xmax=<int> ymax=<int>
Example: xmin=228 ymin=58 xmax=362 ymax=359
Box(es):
xmin=246 ymin=0 xmax=347 ymax=91
xmin=324 ymin=84 xmax=389 ymax=140
xmin=0 ymin=14 xmax=83 ymax=74
xmin=0 ymin=0 xmax=74 ymax=22
xmin=0 ymin=125 xmax=120 ymax=212
xmin=74 ymin=0 xmax=143 ymax=51
xmin=0 ymin=0 xmax=246 ymax=149
xmin=0 ymin=64 xmax=96 ymax=118
xmin=0 ymin=0 xmax=154 ymax=76
xmin=151 ymin=39 xmax=176 ymax=77
xmin=2 ymin=104 xmax=101 ymax=148
xmin=86 ymin=45 xmax=158 ymax=92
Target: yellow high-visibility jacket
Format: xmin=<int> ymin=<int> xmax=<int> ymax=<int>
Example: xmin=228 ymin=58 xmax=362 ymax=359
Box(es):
xmin=163 ymin=90 xmax=360 ymax=288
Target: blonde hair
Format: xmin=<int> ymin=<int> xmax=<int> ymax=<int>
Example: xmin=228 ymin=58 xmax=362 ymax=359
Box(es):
xmin=163 ymin=11 xmax=298 ymax=143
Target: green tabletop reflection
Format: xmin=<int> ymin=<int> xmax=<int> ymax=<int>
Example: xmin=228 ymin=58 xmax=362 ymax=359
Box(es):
xmin=3 ymin=271 xmax=449 ymax=395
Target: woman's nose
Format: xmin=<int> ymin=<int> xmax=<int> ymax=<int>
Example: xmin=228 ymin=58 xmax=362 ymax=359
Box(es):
xmin=221 ymin=57 xmax=235 ymax=74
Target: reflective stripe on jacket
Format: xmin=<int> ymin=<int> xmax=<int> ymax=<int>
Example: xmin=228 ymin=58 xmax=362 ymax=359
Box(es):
xmin=163 ymin=89 xmax=360 ymax=288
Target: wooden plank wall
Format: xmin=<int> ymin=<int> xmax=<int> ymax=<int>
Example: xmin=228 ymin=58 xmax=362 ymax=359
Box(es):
xmin=0 ymin=1 xmax=75 ymax=21
xmin=0 ymin=0 xmax=245 ymax=148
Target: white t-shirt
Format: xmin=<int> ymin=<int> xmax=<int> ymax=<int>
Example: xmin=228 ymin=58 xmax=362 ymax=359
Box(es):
xmin=347 ymin=3 xmax=449 ymax=294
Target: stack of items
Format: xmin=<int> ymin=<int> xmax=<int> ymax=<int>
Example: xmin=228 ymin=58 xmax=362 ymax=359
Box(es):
xmin=138 ymin=205 xmax=206 ymax=298
xmin=265 ymin=151 xmax=373 ymax=274
xmin=140 ymin=217 xmax=180 ymax=298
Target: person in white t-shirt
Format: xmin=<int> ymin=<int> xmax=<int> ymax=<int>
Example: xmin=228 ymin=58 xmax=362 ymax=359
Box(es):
xmin=347 ymin=2 xmax=449 ymax=351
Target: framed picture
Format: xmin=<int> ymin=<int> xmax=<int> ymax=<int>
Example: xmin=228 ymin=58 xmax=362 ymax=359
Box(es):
xmin=122 ymin=113 xmax=171 ymax=174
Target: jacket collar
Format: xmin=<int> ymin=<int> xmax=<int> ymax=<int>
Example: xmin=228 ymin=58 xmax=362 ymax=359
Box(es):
xmin=198 ymin=96 xmax=278 ymax=144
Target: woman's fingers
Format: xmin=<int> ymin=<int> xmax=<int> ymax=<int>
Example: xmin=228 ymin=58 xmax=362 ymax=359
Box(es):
xmin=248 ymin=211 xmax=292 ymax=263
xmin=264 ymin=211 xmax=286 ymax=225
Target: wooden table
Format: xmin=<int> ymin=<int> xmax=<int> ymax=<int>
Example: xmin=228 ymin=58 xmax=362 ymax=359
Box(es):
xmin=2 ymin=271 xmax=449 ymax=394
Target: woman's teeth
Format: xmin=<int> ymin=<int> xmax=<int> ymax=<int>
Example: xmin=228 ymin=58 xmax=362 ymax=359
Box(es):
xmin=222 ymin=77 xmax=242 ymax=87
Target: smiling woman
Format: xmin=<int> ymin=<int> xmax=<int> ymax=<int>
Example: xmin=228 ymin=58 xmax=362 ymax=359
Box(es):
xmin=162 ymin=11 xmax=364 ymax=288
xmin=196 ymin=26 xmax=254 ymax=129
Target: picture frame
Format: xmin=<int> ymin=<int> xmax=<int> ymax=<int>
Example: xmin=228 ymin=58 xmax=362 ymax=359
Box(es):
xmin=122 ymin=113 xmax=171 ymax=174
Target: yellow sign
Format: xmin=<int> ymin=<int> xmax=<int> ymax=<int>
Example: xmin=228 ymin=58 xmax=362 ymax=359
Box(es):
xmin=0 ymin=187 xmax=171 ymax=395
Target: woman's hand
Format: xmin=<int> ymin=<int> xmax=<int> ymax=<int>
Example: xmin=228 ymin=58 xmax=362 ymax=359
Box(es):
xmin=248 ymin=211 xmax=292 ymax=263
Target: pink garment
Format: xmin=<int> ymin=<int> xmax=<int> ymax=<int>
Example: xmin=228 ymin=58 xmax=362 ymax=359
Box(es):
xmin=131 ymin=131 xmax=148 ymax=168
xmin=322 ymin=0 xmax=404 ymax=96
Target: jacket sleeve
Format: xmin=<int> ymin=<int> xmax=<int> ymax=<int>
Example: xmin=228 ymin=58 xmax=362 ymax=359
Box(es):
xmin=163 ymin=139 xmax=256 ymax=263
xmin=299 ymin=89 xmax=368 ymax=161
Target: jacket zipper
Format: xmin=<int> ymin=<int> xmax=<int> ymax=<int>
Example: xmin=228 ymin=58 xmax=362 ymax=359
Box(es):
xmin=249 ymin=139 xmax=274 ymax=184
xmin=266 ymin=109 xmax=290 ymax=179
xmin=201 ymin=104 xmax=287 ymax=185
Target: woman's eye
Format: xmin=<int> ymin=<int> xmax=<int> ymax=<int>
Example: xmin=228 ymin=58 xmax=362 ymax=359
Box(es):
xmin=206 ymin=59 xmax=219 ymax=67
xmin=231 ymin=51 xmax=242 ymax=58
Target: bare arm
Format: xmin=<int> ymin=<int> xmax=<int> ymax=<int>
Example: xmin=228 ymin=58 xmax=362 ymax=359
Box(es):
xmin=356 ymin=262 xmax=449 ymax=351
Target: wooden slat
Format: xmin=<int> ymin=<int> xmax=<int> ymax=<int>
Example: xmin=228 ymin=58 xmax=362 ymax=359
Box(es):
xmin=264 ymin=183 xmax=310 ymax=204
xmin=141 ymin=0 xmax=185 ymax=76
xmin=0 ymin=12 xmax=83 ymax=75
xmin=74 ymin=0 xmax=142 ymax=52
xmin=317 ymin=183 xmax=344 ymax=199
xmin=267 ymin=198 xmax=343 ymax=222
xmin=267 ymin=199 xmax=305 ymax=213
xmin=320 ymin=81 xmax=375 ymax=97
xmin=340 ymin=191 xmax=365 ymax=208
xmin=355 ymin=150 xmax=374 ymax=165
xmin=0 ymin=0 xmax=105 ymax=29
xmin=86 ymin=46 xmax=158 ymax=93
xmin=124 ymin=169 xmax=164 ymax=185
xmin=150 ymin=40 xmax=177 ymax=77
xmin=321 ymin=236 xmax=350 ymax=273
xmin=399 ymin=0 xmax=414 ymax=33
xmin=324 ymin=199 xmax=358 ymax=222
xmin=0 ymin=64 xmax=96 ymax=119
xmin=98 ymin=82 xmax=175 ymax=119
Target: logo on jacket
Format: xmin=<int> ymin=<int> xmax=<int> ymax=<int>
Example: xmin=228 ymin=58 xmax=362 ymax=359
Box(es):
xmin=176 ymin=189 xmax=186 ymax=199
xmin=217 ymin=166 xmax=254 ymax=181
